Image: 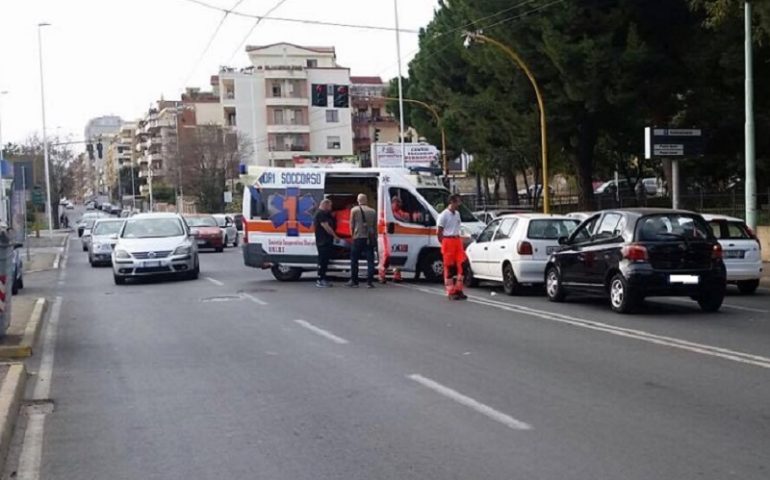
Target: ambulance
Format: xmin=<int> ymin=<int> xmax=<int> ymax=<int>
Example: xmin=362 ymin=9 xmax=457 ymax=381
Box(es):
xmin=241 ymin=166 xmax=485 ymax=282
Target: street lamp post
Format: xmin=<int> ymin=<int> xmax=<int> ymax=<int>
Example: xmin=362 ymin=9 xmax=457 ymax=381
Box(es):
xmin=393 ymin=0 xmax=407 ymax=167
xmin=744 ymin=1 xmax=756 ymax=229
xmin=37 ymin=22 xmax=54 ymax=233
xmin=464 ymin=31 xmax=550 ymax=213
xmin=0 ymin=90 xmax=8 ymax=224
xmin=377 ymin=96 xmax=448 ymax=175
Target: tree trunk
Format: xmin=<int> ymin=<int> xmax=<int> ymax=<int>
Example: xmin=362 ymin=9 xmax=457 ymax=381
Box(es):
xmin=575 ymin=116 xmax=598 ymax=210
xmin=503 ymin=168 xmax=518 ymax=206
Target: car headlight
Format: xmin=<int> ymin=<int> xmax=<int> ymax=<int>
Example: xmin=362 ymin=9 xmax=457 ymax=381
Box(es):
xmin=173 ymin=245 xmax=192 ymax=256
xmin=114 ymin=249 xmax=130 ymax=259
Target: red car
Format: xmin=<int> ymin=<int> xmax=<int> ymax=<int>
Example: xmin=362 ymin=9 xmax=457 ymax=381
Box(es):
xmin=185 ymin=215 xmax=224 ymax=252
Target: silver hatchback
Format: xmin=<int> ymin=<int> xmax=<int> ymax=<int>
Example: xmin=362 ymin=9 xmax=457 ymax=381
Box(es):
xmin=111 ymin=213 xmax=200 ymax=284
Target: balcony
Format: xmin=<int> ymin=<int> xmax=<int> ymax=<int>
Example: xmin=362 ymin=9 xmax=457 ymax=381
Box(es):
xmin=267 ymin=124 xmax=310 ymax=134
xmin=265 ymin=96 xmax=308 ymax=107
xmin=353 ymin=113 xmax=398 ymax=125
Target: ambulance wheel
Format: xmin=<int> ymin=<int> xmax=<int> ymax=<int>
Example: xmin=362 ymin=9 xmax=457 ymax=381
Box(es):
xmin=420 ymin=251 xmax=444 ymax=283
xmin=271 ymin=265 xmax=302 ymax=281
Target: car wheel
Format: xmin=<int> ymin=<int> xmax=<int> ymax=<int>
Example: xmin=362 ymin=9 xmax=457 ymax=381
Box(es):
xmin=463 ymin=262 xmax=479 ymax=288
xmin=696 ymin=289 xmax=724 ymax=312
xmin=545 ymin=267 xmax=565 ymax=302
xmin=609 ymin=273 xmax=640 ymax=314
xmin=420 ymin=251 xmax=444 ymax=283
xmin=271 ymin=265 xmax=302 ymax=281
xmin=737 ymin=279 xmax=759 ymax=294
xmin=502 ymin=263 xmax=519 ymax=296
xmin=113 ymin=274 xmax=126 ymax=285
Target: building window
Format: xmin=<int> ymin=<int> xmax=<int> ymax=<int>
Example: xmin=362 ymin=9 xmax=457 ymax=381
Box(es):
xmin=327 ymin=136 xmax=341 ymax=150
xmin=273 ymin=109 xmax=284 ymax=125
xmin=227 ymin=112 xmax=236 ymax=126
xmin=306 ymin=59 xmax=318 ymax=68
xmin=325 ymin=110 xmax=339 ymax=123
xmin=293 ymin=109 xmax=304 ymax=124
xmin=271 ymin=82 xmax=282 ymax=98
xmin=371 ymin=108 xmax=381 ymax=120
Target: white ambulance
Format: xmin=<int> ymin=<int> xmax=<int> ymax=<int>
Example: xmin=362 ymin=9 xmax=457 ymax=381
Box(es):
xmin=241 ymin=166 xmax=484 ymax=282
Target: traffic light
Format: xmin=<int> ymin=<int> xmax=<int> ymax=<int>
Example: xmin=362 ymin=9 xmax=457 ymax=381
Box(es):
xmin=374 ymin=128 xmax=381 ymax=142
xmin=86 ymin=143 xmax=94 ymax=160
xmin=311 ymin=84 xmax=328 ymax=107
xmin=96 ymin=142 xmax=103 ymax=159
xmin=333 ymin=84 xmax=349 ymax=108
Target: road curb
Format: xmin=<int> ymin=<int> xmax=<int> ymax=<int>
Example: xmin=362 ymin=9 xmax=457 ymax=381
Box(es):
xmin=0 ymin=298 xmax=47 ymax=359
xmin=0 ymin=363 xmax=26 ymax=470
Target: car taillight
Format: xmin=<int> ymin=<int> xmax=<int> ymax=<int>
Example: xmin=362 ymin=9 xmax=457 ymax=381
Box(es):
xmin=517 ymin=241 xmax=533 ymax=255
xmin=712 ymin=243 xmax=723 ymax=259
xmin=621 ymin=244 xmax=648 ymax=262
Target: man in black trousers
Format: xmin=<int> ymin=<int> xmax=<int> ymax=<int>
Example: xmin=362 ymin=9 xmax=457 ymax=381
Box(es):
xmin=313 ymin=198 xmax=341 ymax=288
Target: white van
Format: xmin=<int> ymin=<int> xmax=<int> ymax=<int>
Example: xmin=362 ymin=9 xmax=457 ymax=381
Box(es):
xmin=241 ymin=166 xmax=484 ymax=282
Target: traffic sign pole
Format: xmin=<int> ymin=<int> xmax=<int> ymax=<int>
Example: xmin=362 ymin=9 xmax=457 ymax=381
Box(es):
xmin=745 ymin=1 xmax=757 ymax=229
xmin=671 ymin=159 xmax=680 ymax=210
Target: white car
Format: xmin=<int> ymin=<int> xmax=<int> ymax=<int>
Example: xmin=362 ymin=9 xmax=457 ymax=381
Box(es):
xmin=701 ymin=214 xmax=763 ymax=293
xmin=213 ymin=214 xmax=239 ymax=247
xmin=88 ymin=218 xmax=125 ymax=266
xmin=465 ymin=214 xmax=580 ymax=294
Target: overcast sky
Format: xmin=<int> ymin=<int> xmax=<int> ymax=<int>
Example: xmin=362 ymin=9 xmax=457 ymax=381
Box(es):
xmin=0 ymin=0 xmax=438 ymax=145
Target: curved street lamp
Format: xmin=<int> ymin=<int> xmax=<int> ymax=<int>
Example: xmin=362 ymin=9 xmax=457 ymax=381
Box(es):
xmin=464 ymin=30 xmax=550 ymax=213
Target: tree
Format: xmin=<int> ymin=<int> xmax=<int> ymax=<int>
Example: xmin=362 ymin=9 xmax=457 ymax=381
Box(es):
xmin=689 ymin=0 xmax=770 ymax=38
xmin=178 ymin=126 xmax=249 ymax=213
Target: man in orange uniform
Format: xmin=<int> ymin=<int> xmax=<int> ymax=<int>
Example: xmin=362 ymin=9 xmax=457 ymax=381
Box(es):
xmin=437 ymin=194 xmax=467 ymax=300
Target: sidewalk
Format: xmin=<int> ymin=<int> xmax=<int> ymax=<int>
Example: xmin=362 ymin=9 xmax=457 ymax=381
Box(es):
xmin=22 ymin=230 xmax=70 ymax=273
xmin=762 ymin=263 xmax=770 ymax=288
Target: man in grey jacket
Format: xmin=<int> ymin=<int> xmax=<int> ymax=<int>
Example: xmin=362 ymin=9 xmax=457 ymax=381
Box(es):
xmin=348 ymin=193 xmax=377 ymax=288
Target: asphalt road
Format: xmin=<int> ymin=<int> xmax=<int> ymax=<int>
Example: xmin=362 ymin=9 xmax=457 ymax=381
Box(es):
xmin=4 ymin=231 xmax=770 ymax=479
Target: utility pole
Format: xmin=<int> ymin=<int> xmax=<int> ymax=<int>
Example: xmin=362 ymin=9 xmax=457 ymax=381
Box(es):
xmin=38 ymin=22 xmax=54 ymax=234
xmin=393 ymin=0 xmax=406 ymax=168
xmin=745 ymin=1 xmax=756 ymax=229
xmin=0 ymin=91 xmax=7 ymax=225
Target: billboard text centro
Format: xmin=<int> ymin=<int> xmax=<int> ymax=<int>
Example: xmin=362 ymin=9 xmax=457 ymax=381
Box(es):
xmin=373 ymin=143 xmax=440 ymax=168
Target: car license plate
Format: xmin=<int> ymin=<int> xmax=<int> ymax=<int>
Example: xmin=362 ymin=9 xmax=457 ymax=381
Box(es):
xmin=143 ymin=260 xmax=161 ymax=268
xmin=546 ymin=246 xmax=559 ymax=254
xmin=669 ymin=274 xmax=699 ymax=285
xmin=197 ymin=240 xmax=206 ymax=245
xmin=724 ymin=250 xmax=745 ymax=259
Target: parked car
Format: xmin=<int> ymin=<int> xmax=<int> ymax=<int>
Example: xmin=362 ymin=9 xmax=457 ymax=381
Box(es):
xmin=184 ymin=215 xmax=225 ymax=252
xmin=465 ymin=214 xmax=580 ymax=294
xmin=566 ymin=211 xmax=593 ymax=222
xmin=594 ymin=179 xmax=635 ymax=197
xmin=213 ymin=214 xmax=238 ymax=247
xmin=11 ymin=243 xmax=23 ymax=295
xmin=545 ymin=209 xmax=726 ymax=313
xmin=517 ymin=184 xmax=556 ymax=199
xmin=642 ymin=177 xmax=658 ymax=196
xmin=473 ymin=209 xmax=529 ymax=225
xmin=112 ymin=213 xmax=200 ymax=284
xmin=109 ymin=204 xmax=122 ymax=215
xmin=85 ymin=202 xmax=95 ymax=211
xmin=88 ymin=218 xmax=125 ymax=266
xmin=701 ymin=214 xmax=763 ymax=293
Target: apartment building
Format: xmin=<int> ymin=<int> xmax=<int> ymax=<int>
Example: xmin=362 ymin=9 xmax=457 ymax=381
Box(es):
xmin=215 ymin=42 xmax=353 ymax=167
xmin=350 ymin=76 xmax=401 ymax=166
xmin=105 ymin=122 xmax=138 ymax=201
xmin=135 ymin=101 xmax=180 ymax=196
xmin=84 ymin=115 xmax=123 ymax=193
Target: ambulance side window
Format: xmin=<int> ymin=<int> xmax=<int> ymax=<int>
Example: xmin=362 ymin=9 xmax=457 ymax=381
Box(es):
xmin=388 ymin=188 xmax=432 ymax=226
xmin=248 ymin=186 xmax=270 ymax=220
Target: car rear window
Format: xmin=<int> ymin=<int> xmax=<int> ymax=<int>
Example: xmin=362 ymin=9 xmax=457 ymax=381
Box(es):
xmin=709 ymin=220 xmax=752 ymax=239
xmin=636 ymin=214 xmax=711 ymax=241
xmin=527 ymin=219 xmax=579 ymax=239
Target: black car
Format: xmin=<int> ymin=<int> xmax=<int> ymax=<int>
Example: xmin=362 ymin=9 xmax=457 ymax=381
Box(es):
xmin=544 ymin=209 xmax=726 ymax=313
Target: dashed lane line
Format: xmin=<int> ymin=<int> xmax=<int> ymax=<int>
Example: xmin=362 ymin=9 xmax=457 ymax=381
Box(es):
xmin=408 ymin=374 xmax=532 ymax=431
xmin=294 ymin=319 xmax=349 ymax=345
xmin=204 ymin=277 xmax=225 ymax=286
xmin=241 ymin=292 xmax=268 ymax=305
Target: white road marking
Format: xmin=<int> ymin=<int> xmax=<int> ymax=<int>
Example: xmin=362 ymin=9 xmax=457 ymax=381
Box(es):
xmin=204 ymin=276 xmax=224 ymax=286
xmin=408 ymin=374 xmax=532 ymax=431
xmin=52 ymin=252 xmax=61 ymax=269
xmin=16 ymin=296 xmax=63 ymax=480
xmin=294 ymin=319 xmax=349 ymax=345
xmin=396 ymin=284 xmax=770 ymax=370
xmin=241 ymin=292 xmax=268 ymax=305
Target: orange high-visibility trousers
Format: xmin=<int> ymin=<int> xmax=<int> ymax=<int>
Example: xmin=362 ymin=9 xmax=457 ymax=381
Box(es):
xmin=441 ymin=237 xmax=465 ymax=296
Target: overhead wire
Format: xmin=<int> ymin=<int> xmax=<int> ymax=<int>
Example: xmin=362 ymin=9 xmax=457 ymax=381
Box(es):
xmin=179 ymin=0 xmax=420 ymax=33
xmin=227 ymin=0 xmax=291 ymax=64
xmin=183 ymin=0 xmax=250 ymax=87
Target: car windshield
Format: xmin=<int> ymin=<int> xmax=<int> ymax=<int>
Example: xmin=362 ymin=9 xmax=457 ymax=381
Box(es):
xmin=93 ymin=221 xmax=124 ymax=236
xmin=417 ymin=189 xmax=478 ymax=222
xmin=528 ymin=219 xmax=580 ymax=239
xmin=122 ymin=218 xmax=185 ymax=238
xmin=213 ymin=216 xmax=227 ymax=227
xmin=186 ymin=216 xmax=218 ymax=227
xmin=637 ymin=214 xmax=711 ymax=241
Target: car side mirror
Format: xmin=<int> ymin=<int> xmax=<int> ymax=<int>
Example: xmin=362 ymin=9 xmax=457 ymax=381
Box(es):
xmin=558 ymin=236 xmax=568 ymax=245
xmin=387 ymin=222 xmax=395 ymax=234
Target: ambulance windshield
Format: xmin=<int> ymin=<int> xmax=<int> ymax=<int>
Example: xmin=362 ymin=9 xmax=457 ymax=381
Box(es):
xmin=417 ymin=189 xmax=478 ymax=222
